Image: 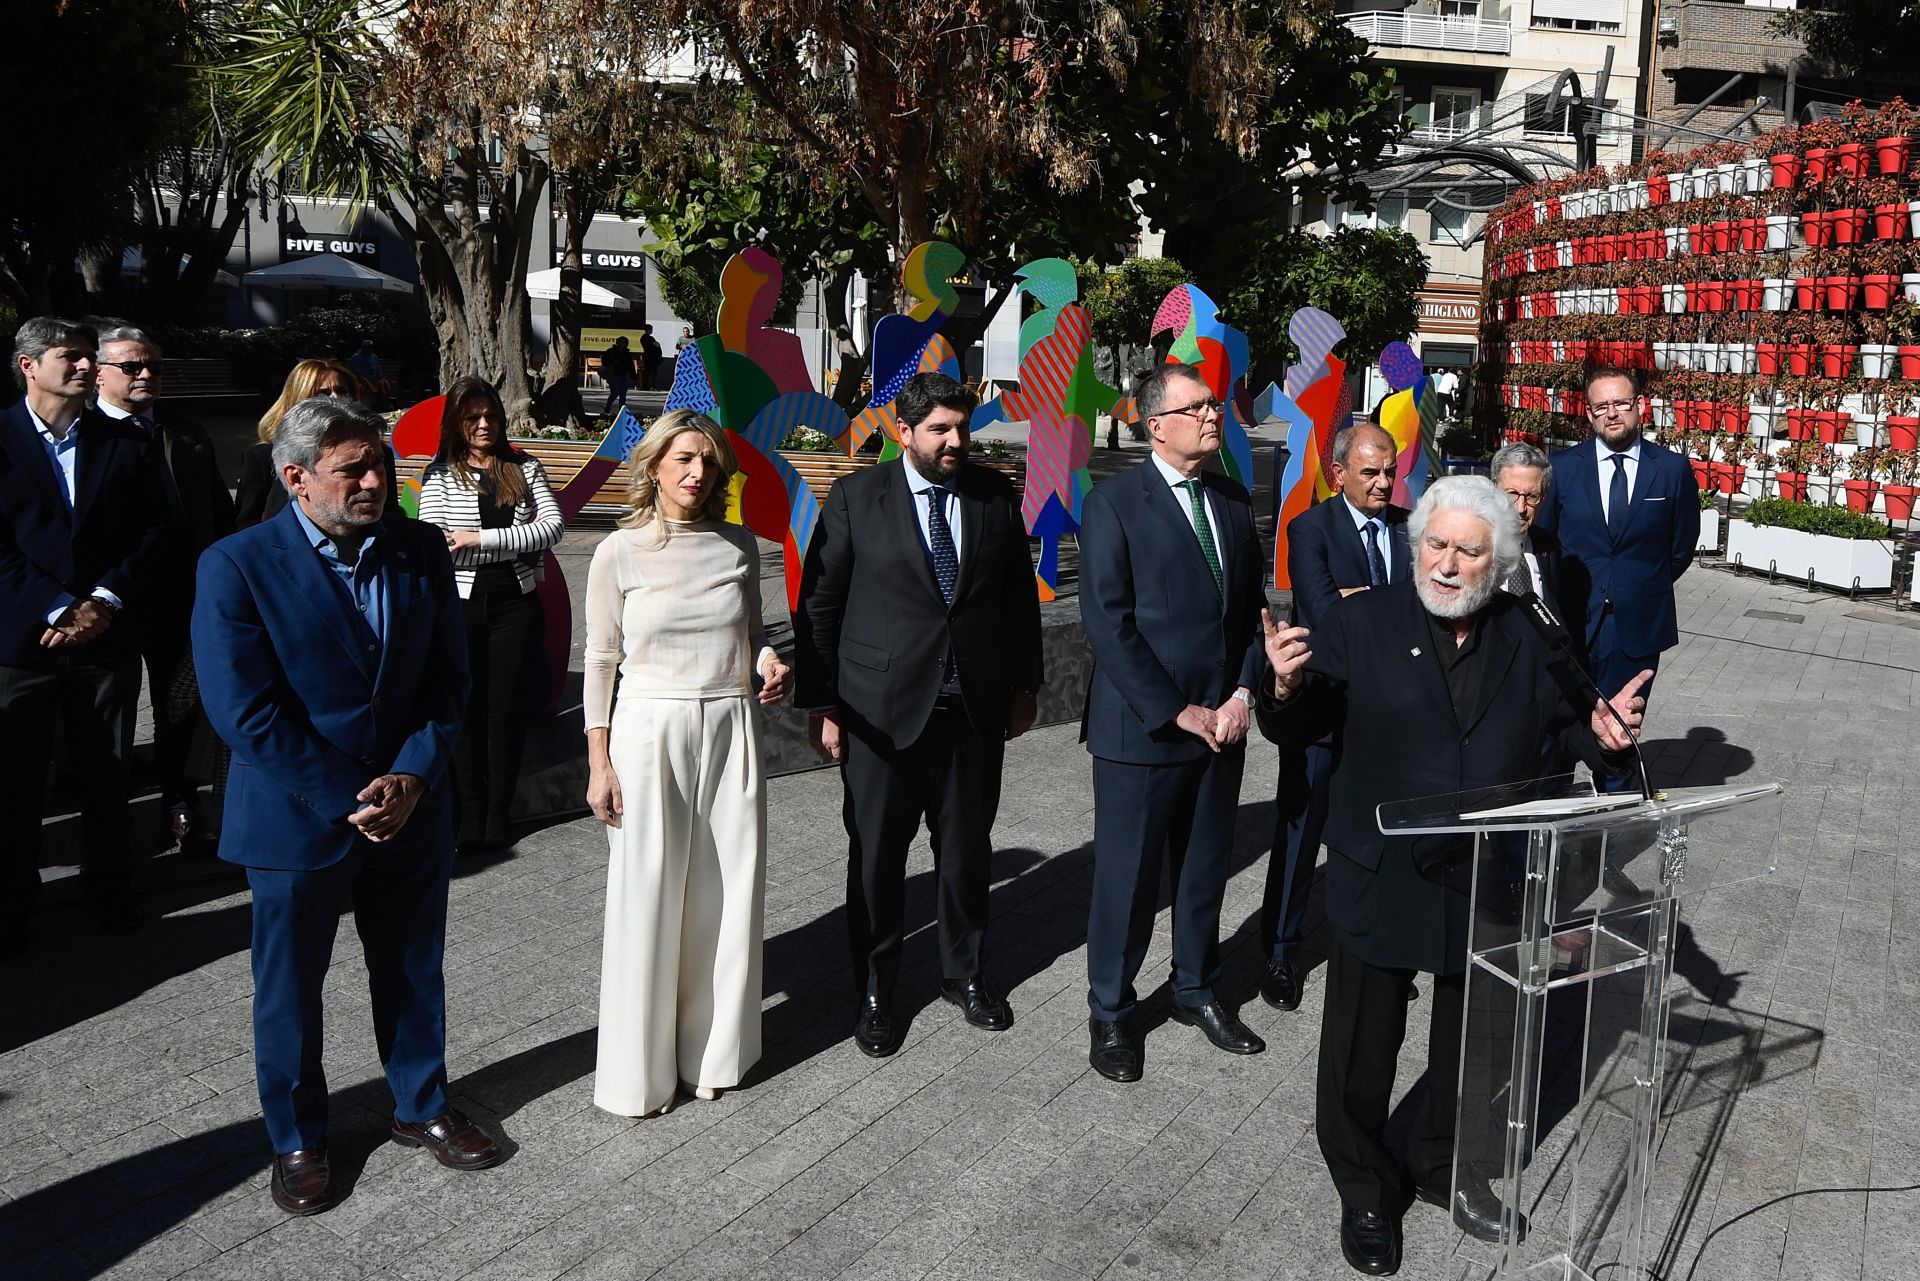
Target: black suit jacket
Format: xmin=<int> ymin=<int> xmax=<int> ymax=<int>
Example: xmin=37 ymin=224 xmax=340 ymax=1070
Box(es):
xmin=1256 ymin=583 xmax=1621 ymax=972
xmin=1515 ymin=524 xmax=1562 ymax=613
xmin=795 ymin=457 xmax=1043 ymax=751
xmin=1077 ymin=459 xmax=1264 ymax=766
xmin=115 ymin=407 xmax=237 ymax=635
xmin=0 ymin=401 xmax=174 ymax=666
xmin=1285 ymin=494 xmax=1411 ymax=630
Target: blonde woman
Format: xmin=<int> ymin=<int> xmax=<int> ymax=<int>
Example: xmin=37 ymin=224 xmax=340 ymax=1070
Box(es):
xmin=235 ymin=359 xmax=360 ymax=526
xmin=583 ymin=410 xmax=791 ymax=1116
xmin=417 ymin=377 xmax=564 ymax=850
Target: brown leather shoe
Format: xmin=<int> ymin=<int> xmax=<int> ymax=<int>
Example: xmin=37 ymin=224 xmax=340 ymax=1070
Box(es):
xmin=389 ymin=1108 xmax=502 ymax=1170
xmin=270 ymin=1147 xmax=333 ymax=1215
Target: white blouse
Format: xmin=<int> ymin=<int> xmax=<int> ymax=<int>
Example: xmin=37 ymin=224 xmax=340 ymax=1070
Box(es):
xmin=416 ymin=455 xmax=564 ymax=598
xmin=582 ymin=519 xmax=777 ymax=727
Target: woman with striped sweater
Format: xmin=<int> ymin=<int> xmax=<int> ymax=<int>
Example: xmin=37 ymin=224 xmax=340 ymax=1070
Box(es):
xmin=417 ymin=377 xmax=564 ymax=850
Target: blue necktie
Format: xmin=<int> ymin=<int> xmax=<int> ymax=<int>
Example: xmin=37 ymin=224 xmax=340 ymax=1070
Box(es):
xmin=1607 ymin=454 xmax=1630 ymax=540
xmin=925 ymin=488 xmax=958 ymax=605
xmin=1364 ymin=520 xmax=1389 ymax=587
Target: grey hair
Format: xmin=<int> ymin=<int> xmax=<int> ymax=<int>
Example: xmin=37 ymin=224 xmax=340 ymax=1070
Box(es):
xmin=96 ymin=322 xmax=162 ymax=354
xmin=1408 ymin=475 xmax=1521 ymax=584
xmin=1137 ymin=362 xmax=1206 ymax=420
xmin=1490 ymin=441 xmax=1552 ymax=490
xmin=271 ymin=396 xmax=384 ymax=489
xmin=12 ymin=316 xmax=97 ymax=390
xmin=1332 ymin=423 xmax=1395 ymax=468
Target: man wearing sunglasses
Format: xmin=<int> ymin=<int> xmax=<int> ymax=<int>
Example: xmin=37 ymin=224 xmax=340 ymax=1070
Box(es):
xmin=1536 ymin=366 xmax=1698 ymax=791
xmin=0 ymin=317 xmax=174 ymax=950
xmin=1078 ymin=362 xmax=1268 ymax=1082
xmin=93 ymin=324 xmax=237 ymax=852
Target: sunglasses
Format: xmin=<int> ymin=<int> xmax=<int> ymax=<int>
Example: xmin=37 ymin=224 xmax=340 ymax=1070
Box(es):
xmin=101 ymin=358 xmax=163 ymax=376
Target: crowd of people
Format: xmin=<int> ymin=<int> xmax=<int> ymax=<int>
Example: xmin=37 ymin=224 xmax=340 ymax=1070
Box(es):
xmin=1 ymin=315 xmax=1699 ymax=1270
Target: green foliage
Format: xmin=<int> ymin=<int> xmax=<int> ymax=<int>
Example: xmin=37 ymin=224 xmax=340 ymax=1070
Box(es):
xmin=1078 ymin=258 xmax=1191 ymax=354
xmin=157 ymin=295 xmax=436 ymax=390
xmin=652 ymin=261 xmax=722 ymax=338
xmin=1202 ymin=224 xmax=1429 ymax=375
xmin=778 ymin=425 xmax=838 ymax=452
xmin=1740 ymin=499 xmax=1892 ymax=540
xmin=1773 ymin=2 xmax=1920 ymax=87
xmin=1440 ymin=426 xmax=1489 ymax=460
xmin=1699 ymin=488 xmax=1719 ymax=511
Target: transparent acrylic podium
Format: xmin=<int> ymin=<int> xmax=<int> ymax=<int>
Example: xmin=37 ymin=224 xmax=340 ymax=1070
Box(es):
xmin=1379 ymin=775 xmax=1785 ymax=1281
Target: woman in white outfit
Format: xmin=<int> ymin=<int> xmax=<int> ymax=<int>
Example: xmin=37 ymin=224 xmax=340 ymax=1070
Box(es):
xmin=583 ymin=410 xmax=791 ymax=1117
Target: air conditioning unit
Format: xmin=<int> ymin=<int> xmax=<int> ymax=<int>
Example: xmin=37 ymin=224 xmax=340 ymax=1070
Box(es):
xmin=1657 ymin=15 xmax=1679 ymax=43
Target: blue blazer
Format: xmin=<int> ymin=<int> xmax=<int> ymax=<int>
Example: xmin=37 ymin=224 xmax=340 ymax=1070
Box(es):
xmin=0 ymin=401 xmax=173 ymax=665
xmin=1538 ymin=438 xmax=1699 ymax=658
xmin=1078 ymin=459 xmax=1265 ymax=766
xmin=191 ymin=503 xmax=470 ymax=871
xmin=1285 ymin=495 xmax=1411 ymax=631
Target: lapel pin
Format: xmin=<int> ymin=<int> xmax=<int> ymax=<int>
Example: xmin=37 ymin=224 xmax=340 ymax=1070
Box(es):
xmin=1410 ymin=646 xmax=1422 ymax=657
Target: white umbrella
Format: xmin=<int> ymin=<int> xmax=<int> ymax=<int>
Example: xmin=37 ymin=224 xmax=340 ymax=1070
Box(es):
xmin=244 ymin=252 xmax=415 ymax=294
xmin=524 ymin=267 xmax=632 ymax=311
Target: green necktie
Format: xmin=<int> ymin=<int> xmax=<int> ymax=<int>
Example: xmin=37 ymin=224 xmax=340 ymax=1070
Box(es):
xmin=1183 ymin=478 xmax=1225 ymax=600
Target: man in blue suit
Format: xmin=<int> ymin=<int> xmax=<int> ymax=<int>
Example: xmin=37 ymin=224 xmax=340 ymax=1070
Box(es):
xmin=1260 ymin=424 xmax=1411 ymax=1014
xmin=1537 ymin=367 xmax=1698 ymax=790
xmin=1079 ymin=363 xmax=1268 ymax=1082
xmin=193 ymin=397 xmax=498 ymax=1216
xmin=1 ymin=317 xmax=173 ymax=949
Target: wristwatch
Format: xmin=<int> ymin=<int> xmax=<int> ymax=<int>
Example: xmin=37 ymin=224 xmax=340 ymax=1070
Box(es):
xmin=1231 ymin=688 xmax=1253 ymax=707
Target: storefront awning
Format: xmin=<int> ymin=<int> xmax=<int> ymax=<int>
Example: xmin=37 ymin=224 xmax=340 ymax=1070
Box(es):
xmin=525 ymin=268 xmax=633 ymax=311
xmin=244 ymin=252 xmax=415 ymax=294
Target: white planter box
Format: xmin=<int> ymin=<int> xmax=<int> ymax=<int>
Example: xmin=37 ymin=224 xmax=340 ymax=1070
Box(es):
xmin=1727 ymin=520 xmax=1896 ymax=591
xmin=1698 ymin=507 xmax=1722 ymax=552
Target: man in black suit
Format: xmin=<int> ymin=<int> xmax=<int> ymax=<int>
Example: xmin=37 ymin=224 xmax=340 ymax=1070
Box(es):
xmin=0 ymin=317 xmax=173 ymax=948
xmin=796 ymin=372 xmax=1043 ymax=1057
xmin=1077 ymin=363 xmax=1268 ymax=1083
xmin=1259 ymin=475 xmax=1649 ymax=1275
xmin=1259 ymin=424 xmax=1411 ymax=1014
xmin=1490 ymin=440 xmax=1560 ymax=609
xmin=93 ymin=323 xmax=237 ymax=850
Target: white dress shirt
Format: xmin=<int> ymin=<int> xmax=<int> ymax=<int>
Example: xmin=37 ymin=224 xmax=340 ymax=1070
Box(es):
xmin=901 ymin=454 xmax=963 ymax=564
xmin=1341 ymin=495 xmax=1392 ymax=584
xmin=1149 ymin=451 xmax=1224 ymax=570
xmin=27 ymin=402 xmax=125 ymax=620
xmin=1596 ymin=437 xmax=1643 ymax=524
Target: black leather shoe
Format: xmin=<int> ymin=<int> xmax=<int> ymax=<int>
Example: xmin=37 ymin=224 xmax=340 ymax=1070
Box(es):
xmin=1339 ymin=1206 xmax=1401 ymax=1275
xmin=390 ymin=1108 xmax=502 ymax=1170
xmin=1260 ymin=960 xmax=1303 ymax=1011
xmin=853 ymin=994 xmax=899 ymax=1057
xmin=940 ymin=978 xmax=1013 ymax=1031
xmin=1168 ymin=1000 xmax=1266 ymax=1054
xmin=270 ymin=1147 xmax=334 ymax=1215
xmin=1415 ymin=1177 xmax=1527 ymax=1244
xmin=1088 ymin=1017 xmax=1141 ymax=1082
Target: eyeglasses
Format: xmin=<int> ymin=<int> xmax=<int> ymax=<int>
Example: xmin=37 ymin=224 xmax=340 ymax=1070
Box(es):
xmin=101 ymin=359 xmax=162 ymax=376
xmin=1590 ymin=399 xmax=1638 ymax=416
xmin=1502 ymin=489 xmax=1543 ymax=508
xmin=1159 ymin=397 xmax=1224 ymax=420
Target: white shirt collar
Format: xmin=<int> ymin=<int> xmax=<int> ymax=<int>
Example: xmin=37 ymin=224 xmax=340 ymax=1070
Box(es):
xmin=95 ymin=400 xmax=147 ymax=425
xmin=1597 ymin=435 xmax=1643 ymax=465
xmin=900 ymin=453 xmax=954 ymax=496
xmin=1340 ymin=495 xmax=1384 ymax=532
xmin=1149 ymin=450 xmax=1202 ymax=490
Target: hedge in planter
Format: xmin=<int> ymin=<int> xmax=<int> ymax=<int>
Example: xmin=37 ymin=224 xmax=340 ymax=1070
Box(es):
xmin=1740 ymin=496 xmax=1892 ymax=538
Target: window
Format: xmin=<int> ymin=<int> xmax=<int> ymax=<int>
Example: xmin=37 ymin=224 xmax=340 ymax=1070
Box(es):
xmin=1524 ymin=94 xmax=1617 ymax=139
xmin=1436 ymin=0 xmax=1480 ymax=14
xmin=1333 ymin=198 xmax=1408 ymax=231
xmin=1430 ymin=202 xmax=1474 ymax=247
xmin=1427 ymin=87 xmax=1482 ymax=139
xmin=1530 ymin=0 xmax=1624 ymax=29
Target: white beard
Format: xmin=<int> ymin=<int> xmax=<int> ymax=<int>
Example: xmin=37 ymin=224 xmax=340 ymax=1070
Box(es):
xmin=1417 ymin=569 xmax=1497 ymax=620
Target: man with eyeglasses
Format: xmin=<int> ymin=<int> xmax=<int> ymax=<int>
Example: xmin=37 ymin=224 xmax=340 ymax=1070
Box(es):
xmin=1536 ymin=367 xmax=1698 ymax=791
xmin=0 ymin=317 xmax=174 ymax=950
xmin=1490 ymin=440 xmax=1560 ymax=610
xmin=1078 ymin=362 xmax=1268 ymax=1082
xmin=94 ymin=323 xmax=237 ymax=852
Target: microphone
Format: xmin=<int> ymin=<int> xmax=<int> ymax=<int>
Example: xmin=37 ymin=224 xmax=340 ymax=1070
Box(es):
xmin=1516 ymin=592 xmax=1654 ymax=802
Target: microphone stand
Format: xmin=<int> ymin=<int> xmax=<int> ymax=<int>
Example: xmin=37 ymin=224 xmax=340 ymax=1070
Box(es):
xmin=1517 ymin=592 xmax=1654 ymax=802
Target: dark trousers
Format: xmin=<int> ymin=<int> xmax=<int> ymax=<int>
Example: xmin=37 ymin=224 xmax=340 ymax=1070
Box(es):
xmin=1316 ymin=942 xmax=1465 ymax=1213
xmin=0 ymin=647 xmax=139 ymax=925
xmin=1086 ymin=745 xmax=1245 ymax=1021
xmin=841 ymin=702 xmax=1004 ymax=995
xmin=1588 ymin=612 xmax=1659 ymax=794
xmin=246 ymin=834 xmax=455 ymax=1154
xmin=453 ymin=579 xmax=541 ymax=845
xmin=1261 ymin=740 xmax=1333 ymax=967
xmin=602 ymin=376 xmax=632 ymax=416
xmin=140 ymin=611 xmax=195 ymax=809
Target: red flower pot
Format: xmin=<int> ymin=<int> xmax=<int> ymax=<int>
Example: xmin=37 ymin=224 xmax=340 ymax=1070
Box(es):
xmin=1689 ymin=458 xmax=1711 ymax=487
xmin=1801 ymin=211 xmax=1829 ymax=247
xmin=1805 ymin=148 xmax=1834 ymax=183
xmin=1890 ymin=416 xmax=1920 ymax=450
xmin=1771 ymin=153 xmax=1802 ymax=187
xmin=1844 ymin=478 xmax=1879 ymax=512
xmin=1743 ymin=218 xmax=1765 ymax=252
xmin=1795 ymin=277 xmax=1820 ymax=309
xmin=1641 ymin=228 xmax=1662 ymax=260
xmin=1699 ymin=279 xmax=1726 ymax=310
xmin=1865 ymin=274 xmax=1898 ymax=309
xmin=1901 ymin=346 xmax=1920 ymax=379
xmin=1832 ymin=208 xmax=1868 ymax=245
xmin=1649 ymin=173 xmax=1671 ymax=204
xmin=1777 ymin=471 xmax=1810 ymax=502
xmin=1707 ymin=460 xmax=1730 ymax=491
xmin=1875 ymin=203 xmax=1910 ymax=239
xmin=1878 ymin=136 xmax=1913 ymax=175
xmin=1836 ymin=142 xmax=1869 ymax=178
xmin=1711 ymin=221 xmax=1733 ymax=254
xmin=1788 ymin=344 xmax=1815 ymax=377
xmin=1720 ymin=465 xmax=1749 ymax=495
xmin=1821 ymin=346 xmax=1859 ymax=379
xmin=1757 ymin=342 xmax=1782 ymax=376
xmin=1817 ymin=409 xmax=1853 ymax=442
xmin=1825 ymin=277 xmax=1861 ymax=310
xmin=1885 ymin=484 xmax=1919 ymax=520
xmin=1545 ymin=196 xmax=1562 ymax=221
xmin=1734 ymin=279 xmax=1760 ymax=309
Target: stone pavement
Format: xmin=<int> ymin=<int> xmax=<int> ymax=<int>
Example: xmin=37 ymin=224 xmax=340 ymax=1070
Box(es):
xmin=5 ymin=559 xmax=1920 ymax=1281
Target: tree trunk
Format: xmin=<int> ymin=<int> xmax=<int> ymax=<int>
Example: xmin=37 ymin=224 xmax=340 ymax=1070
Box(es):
xmin=538 ymin=168 xmax=598 ymax=430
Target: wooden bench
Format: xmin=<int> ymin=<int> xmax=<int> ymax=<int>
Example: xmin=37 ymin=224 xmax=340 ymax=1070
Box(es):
xmin=392 ymin=439 xmax=1024 ymax=517
xmin=165 ymin=357 xmax=257 ymax=408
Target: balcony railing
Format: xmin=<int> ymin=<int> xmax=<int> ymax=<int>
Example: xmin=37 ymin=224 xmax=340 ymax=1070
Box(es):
xmin=1343 ymin=10 xmax=1512 ymax=54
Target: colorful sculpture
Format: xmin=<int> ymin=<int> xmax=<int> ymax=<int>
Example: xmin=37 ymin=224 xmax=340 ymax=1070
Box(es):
xmin=845 ymin=241 xmax=969 ymax=458
xmin=1268 ymin=307 xmax=1354 ymax=590
xmin=1111 ymin=283 xmax=1256 ymax=490
xmin=1373 ymin=340 xmax=1433 ymax=512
